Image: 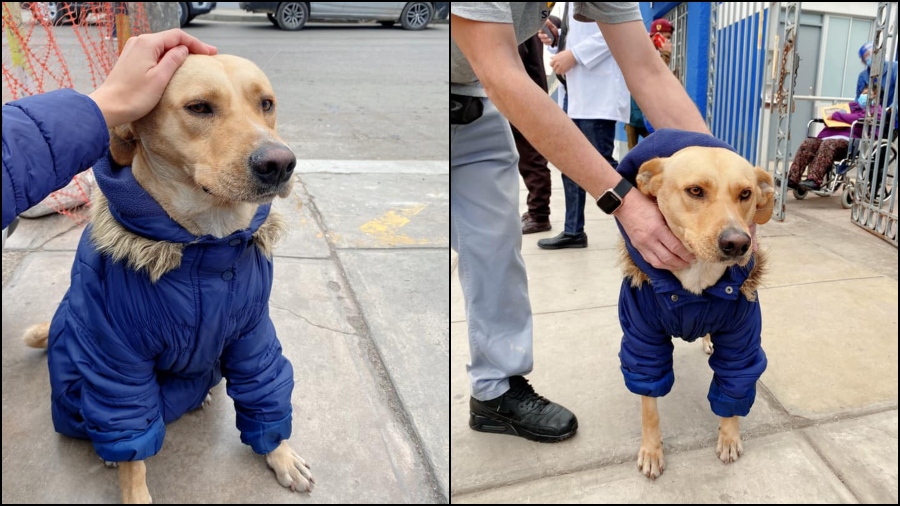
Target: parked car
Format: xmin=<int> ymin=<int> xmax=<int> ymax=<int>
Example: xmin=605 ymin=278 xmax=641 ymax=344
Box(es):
xmin=177 ymin=2 xmax=216 ymax=27
xmin=21 ymin=2 xmax=93 ymax=25
xmin=22 ymin=2 xmax=215 ymax=27
xmin=239 ymin=2 xmax=437 ymax=31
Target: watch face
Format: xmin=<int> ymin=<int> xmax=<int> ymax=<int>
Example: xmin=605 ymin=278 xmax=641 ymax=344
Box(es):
xmin=598 ymin=190 xmax=622 ymax=214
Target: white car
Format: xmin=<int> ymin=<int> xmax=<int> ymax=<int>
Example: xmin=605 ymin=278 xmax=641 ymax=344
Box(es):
xmin=239 ymin=2 xmax=437 ymax=31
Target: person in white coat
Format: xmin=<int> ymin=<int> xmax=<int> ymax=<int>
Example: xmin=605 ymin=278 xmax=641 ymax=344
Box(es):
xmin=537 ymin=2 xmax=630 ymax=249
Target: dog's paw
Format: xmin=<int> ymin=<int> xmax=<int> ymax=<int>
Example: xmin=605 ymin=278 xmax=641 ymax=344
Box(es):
xmin=702 ymin=334 xmax=714 ymax=355
xmin=716 ymin=430 xmax=743 ymax=463
xmin=122 ymin=487 xmax=152 ymax=504
xmin=637 ymin=443 xmax=665 ymax=479
xmin=266 ymin=441 xmax=315 ymax=493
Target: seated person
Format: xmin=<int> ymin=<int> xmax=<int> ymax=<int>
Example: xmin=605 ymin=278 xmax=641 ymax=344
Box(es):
xmin=787 ymin=85 xmax=882 ymax=191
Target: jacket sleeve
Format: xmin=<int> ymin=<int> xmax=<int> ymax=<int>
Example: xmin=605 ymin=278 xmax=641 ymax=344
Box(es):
xmin=617 ymin=281 xmax=675 ymax=397
xmin=2 ymin=88 xmax=109 ymax=229
xmin=830 ymin=107 xmax=864 ymax=125
xmin=56 ymin=260 xmax=166 ymax=462
xmin=221 ymin=308 xmax=294 ymax=455
xmin=706 ymin=299 xmax=767 ymax=418
xmin=570 ymin=30 xmax=613 ymax=70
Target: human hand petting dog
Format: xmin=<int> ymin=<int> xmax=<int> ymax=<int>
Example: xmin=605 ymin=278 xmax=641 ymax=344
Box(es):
xmin=616 ymin=192 xmax=694 ymax=271
xmin=89 ymin=28 xmax=217 ymax=128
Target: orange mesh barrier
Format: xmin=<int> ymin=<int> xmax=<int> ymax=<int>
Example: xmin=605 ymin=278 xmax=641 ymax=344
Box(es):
xmin=2 ymin=2 xmax=149 ymax=223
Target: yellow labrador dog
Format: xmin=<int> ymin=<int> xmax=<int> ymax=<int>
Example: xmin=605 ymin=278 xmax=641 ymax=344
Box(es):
xmin=24 ymin=55 xmax=313 ymax=503
xmin=617 ymin=145 xmax=774 ymax=479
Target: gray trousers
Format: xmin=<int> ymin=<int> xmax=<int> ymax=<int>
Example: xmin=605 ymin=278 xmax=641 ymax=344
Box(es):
xmin=451 ymin=97 xmax=534 ymax=401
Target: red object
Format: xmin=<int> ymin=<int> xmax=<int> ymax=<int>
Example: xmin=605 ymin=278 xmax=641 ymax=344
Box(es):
xmin=650 ymin=18 xmax=674 ymax=35
xmin=651 ymin=33 xmax=666 ymax=49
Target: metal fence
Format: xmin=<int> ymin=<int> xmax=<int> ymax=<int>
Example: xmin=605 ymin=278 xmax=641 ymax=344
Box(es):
xmin=702 ymin=1 xmax=897 ymax=245
xmin=849 ymin=2 xmax=898 ymax=245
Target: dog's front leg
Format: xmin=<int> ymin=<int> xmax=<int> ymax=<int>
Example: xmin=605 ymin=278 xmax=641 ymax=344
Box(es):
xmin=717 ymin=416 xmax=743 ymax=463
xmin=266 ymin=440 xmax=315 ymax=493
xmin=119 ymin=460 xmax=151 ymax=504
xmin=638 ymin=395 xmax=665 ymax=479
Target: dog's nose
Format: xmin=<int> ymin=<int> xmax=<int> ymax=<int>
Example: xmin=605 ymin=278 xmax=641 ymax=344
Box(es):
xmin=718 ymin=228 xmax=751 ymax=257
xmin=250 ymin=144 xmax=296 ymax=186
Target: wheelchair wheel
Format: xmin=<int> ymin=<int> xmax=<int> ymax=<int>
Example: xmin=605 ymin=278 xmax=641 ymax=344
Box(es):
xmin=792 ymin=186 xmax=808 ymax=200
xmin=841 ymin=186 xmax=853 ymax=209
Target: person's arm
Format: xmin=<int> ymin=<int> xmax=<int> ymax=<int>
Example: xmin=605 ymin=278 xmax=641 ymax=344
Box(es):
xmin=451 ymin=15 xmax=693 ymax=270
xmin=2 ymin=89 xmax=108 ymax=230
xmin=570 ymin=30 xmax=614 ymax=69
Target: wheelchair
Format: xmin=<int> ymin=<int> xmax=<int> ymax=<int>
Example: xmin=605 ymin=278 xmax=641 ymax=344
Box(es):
xmin=792 ymin=109 xmax=896 ymax=209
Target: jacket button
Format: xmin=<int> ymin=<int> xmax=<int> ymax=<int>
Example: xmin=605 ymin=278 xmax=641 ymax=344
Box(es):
xmin=725 ymin=286 xmax=734 ymax=294
xmin=229 ymin=238 xmax=241 ymax=246
xmin=670 ymin=294 xmax=678 ymax=302
xmin=221 ymin=270 xmax=234 ymax=281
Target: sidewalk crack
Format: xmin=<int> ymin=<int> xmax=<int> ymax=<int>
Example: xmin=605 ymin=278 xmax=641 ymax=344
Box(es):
xmin=269 ymin=302 xmax=356 ymax=336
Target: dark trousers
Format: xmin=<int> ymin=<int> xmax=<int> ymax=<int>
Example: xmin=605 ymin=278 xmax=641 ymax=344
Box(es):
xmin=563 ymin=119 xmax=618 ymax=235
xmin=514 ymin=35 xmax=551 ymax=219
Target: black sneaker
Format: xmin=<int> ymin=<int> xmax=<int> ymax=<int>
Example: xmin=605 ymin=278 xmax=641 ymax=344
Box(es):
xmin=469 ymin=376 xmax=578 ymax=443
xmin=800 ymin=179 xmax=821 ymax=191
xmin=537 ymin=231 xmax=587 ymax=250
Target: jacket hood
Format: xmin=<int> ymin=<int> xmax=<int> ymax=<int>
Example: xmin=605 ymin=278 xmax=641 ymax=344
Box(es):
xmin=93 ymin=151 xmax=270 ymax=244
xmin=615 ymin=129 xmax=754 ymax=297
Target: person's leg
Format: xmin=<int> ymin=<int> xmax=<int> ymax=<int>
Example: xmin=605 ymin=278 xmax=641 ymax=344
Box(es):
xmin=450 ymin=98 xmax=533 ymax=402
xmin=625 ymin=124 xmax=638 ymax=150
xmin=510 ymin=123 xmax=552 ymax=228
xmin=807 ymin=139 xmax=848 ymax=187
xmin=452 ymin=97 xmax=578 ymax=441
xmin=788 ymin=138 xmax=821 ymax=185
xmin=580 ymin=119 xmax=619 ymax=169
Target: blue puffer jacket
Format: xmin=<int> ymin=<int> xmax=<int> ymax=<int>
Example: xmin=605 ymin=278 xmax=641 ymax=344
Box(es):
xmin=47 ymin=151 xmax=293 ymax=462
xmin=615 ymin=129 xmax=767 ymax=418
xmin=2 ymin=89 xmax=109 ymax=229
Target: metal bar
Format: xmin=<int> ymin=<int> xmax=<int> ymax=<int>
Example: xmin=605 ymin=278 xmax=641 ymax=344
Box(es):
xmin=707 ymin=1 xmax=718 ymax=133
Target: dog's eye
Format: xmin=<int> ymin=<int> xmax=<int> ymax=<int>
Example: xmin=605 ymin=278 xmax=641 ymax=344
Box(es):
xmin=740 ymin=189 xmax=752 ymax=200
xmin=261 ymin=99 xmax=274 ymax=112
xmin=186 ymin=102 xmax=213 ymax=115
xmin=686 ymin=186 xmax=704 ymax=198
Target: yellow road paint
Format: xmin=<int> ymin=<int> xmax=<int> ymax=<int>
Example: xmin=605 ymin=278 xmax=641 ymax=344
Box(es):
xmin=359 ymin=204 xmax=431 ymax=246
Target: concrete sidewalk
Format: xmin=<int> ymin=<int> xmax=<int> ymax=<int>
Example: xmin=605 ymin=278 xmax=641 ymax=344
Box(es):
xmin=2 ymin=160 xmax=449 ymax=503
xmin=450 ymin=166 xmax=898 ymax=503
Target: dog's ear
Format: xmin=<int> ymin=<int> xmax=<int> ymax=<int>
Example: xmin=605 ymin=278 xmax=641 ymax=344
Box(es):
xmin=635 ymin=158 xmax=665 ymax=197
xmin=753 ymin=166 xmax=775 ymax=224
xmin=108 ymin=124 xmax=137 ymax=166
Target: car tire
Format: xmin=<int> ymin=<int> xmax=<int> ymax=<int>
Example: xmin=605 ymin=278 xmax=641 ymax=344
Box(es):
xmin=379 ymin=21 xmax=395 ymax=27
xmin=178 ymin=2 xmax=189 ymax=27
xmin=267 ymin=13 xmax=279 ymax=26
xmin=276 ymin=2 xmax=308 ymax=31
xmin=400 ymin=2 xmax=433 ymax=30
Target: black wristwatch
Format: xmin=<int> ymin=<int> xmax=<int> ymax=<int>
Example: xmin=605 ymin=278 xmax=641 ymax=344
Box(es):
xmin=596 ymin=178 xmax=634 ymax=214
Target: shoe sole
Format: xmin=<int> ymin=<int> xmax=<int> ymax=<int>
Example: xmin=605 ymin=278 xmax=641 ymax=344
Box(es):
xmin=468 ymin=413 xmax=578 ymax=443
xmin=522 ymin=226 xmax=552 ymax=234
xmin=536 ymin=243 xmax=587 ymax=250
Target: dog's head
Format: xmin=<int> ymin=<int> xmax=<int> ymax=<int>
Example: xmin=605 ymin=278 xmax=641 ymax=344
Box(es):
xmin=109 ymin=54 xmax=295 ymax=204
xmin=635 ymin=146 xmax=774 ymax=265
